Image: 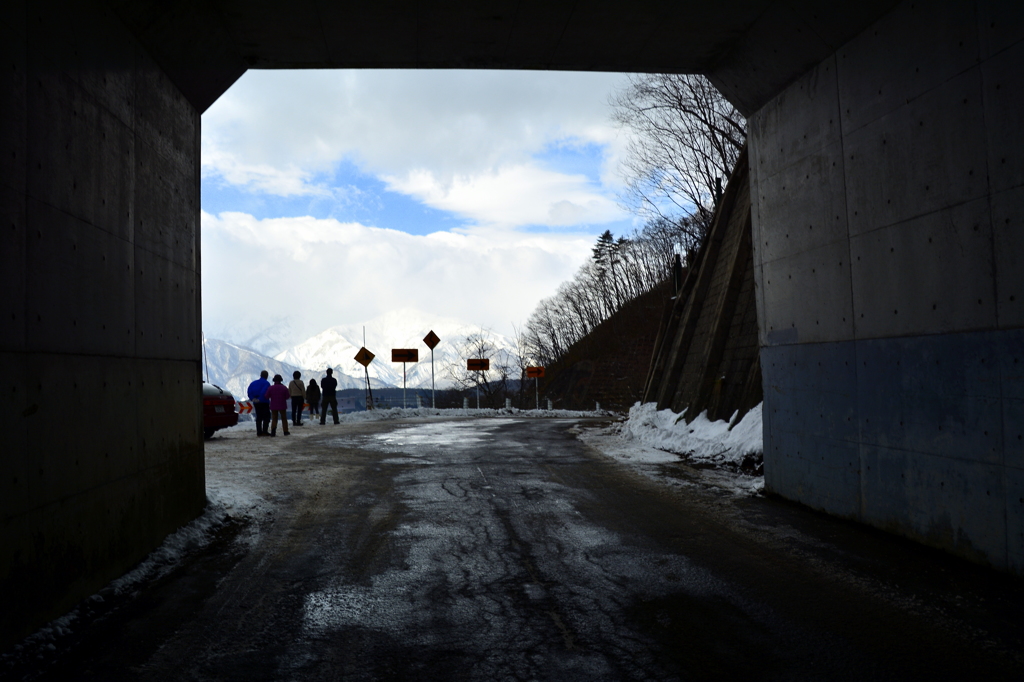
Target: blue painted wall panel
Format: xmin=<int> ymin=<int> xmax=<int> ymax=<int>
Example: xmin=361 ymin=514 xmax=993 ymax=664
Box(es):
xmin=857 ymin=337 xmax=1004 ymax=463
xmin=1007 ymin=466 xmax=1024 ymax=574
xmin=862 ymin=445 xmax=1007 ymax=563
xmin=1005 ymin=398 xmax=1024 ymax=471
xmin=763 ymin=343 xmax=862 ymax=517
xmin=999 ymin=330 xmax=1024 ymax=401
xmin=763 ymin=329 xmax=1022 ymax=571
xmin=762 ymin=343 xmax=858 ymax=441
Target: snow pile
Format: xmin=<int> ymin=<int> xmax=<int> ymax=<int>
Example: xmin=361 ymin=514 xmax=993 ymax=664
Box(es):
xmin=204 ymin=478 xmax=272 ymax=519
xmin=109 ymin=492 xmax=243 ymax=594
xmin=618 ymin=402 xmax=763 ymax=470
xmin=1 ymin=491 xmax=256 ymax=675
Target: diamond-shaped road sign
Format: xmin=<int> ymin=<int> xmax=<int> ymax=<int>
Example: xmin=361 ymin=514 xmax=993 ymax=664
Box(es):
xmin=423 ymin=330 xmax=440 ymax=349
xmin=392 ymin=348 xmax=419 ymax=363
xmin=354 ymin=347 xmax=375 ymax=367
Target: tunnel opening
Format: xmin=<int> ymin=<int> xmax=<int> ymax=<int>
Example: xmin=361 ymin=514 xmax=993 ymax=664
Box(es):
xmin=4 ymin=0 xmax=1022 ymax=651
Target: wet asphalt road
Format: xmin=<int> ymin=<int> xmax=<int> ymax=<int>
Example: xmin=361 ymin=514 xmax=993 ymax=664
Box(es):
xmin=12 ymin=417 xmax=1024 ymax=681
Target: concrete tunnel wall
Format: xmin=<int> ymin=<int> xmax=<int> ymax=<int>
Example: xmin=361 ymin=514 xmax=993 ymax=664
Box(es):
xmin=749 ymin=1 xmax=1024 ymax=572
xmin=1 ymin=0 xmax=1021 ymax=649
xmin=1 ymin=1 xmax=205 ymax=644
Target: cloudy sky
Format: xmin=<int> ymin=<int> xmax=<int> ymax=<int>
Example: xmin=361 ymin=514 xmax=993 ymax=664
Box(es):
xmin=201 ymin=69 xmax=637 ymax=352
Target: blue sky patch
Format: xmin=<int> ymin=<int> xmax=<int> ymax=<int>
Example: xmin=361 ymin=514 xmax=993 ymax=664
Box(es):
xmin=202 ymin=159 xmax=470 ymax=235
xmin=534 ymin=139 xmax=609 ymax=184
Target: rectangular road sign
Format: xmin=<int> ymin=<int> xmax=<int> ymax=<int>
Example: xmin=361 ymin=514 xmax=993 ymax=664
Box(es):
xmin=526 ymin=366 xmax=545 ymax=378
xmin=467 ymin=358 xmax=490 ymax=371
xmin=423 ymin=330 xmax=440 ymax=349
xmin=392 ymin=348 xmax=419 ymax=363
xmin=354 ymin=347 xmax=375 ymax=367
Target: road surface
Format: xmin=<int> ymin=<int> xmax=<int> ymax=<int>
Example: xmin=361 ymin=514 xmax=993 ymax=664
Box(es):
xmin=7 ymin=416 xmax=1024 ymax=680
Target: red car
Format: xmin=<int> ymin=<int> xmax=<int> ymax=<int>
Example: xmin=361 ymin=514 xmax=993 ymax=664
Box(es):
xmin=203 ymin=382 xmax=239 ymax=438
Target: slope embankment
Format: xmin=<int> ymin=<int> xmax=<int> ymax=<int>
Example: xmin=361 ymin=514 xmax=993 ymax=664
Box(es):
xmin=540 ymin=279 xmax=674 ymax=411
xmin=644 ymin=146 xmax=761 ymax=424
xmin=543 ymin=145 xmax=761 ymax=424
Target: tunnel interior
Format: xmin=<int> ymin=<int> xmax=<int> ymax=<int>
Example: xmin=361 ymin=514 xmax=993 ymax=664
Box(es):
xmin=2 ymin=0 xmax=1022 ymax=646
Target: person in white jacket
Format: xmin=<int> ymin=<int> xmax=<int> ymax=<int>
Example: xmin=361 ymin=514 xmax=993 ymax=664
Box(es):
xmin=288 ymin=370 xmax=306 ymax=426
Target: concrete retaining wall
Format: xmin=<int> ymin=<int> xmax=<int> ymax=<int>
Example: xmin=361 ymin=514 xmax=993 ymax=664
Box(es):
xmin=750 ymin=0 xmax=1023 ymax=573
xmin=0 ymin=1 xmax=205 ymax=644
xmin=645 ymin=149 xmax=763 ymax=424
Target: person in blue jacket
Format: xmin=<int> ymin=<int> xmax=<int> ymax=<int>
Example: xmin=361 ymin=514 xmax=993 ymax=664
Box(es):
xmin=247 ymin=370 xmax=272 ymax=436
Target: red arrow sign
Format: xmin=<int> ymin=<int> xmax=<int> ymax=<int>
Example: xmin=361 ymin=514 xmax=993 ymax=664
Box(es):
xmin=526 ymin=366 xmax=545 ymax=378
xmin=467 ymin=358 xmax=490 ymax=371
xmin=392 ymin=348 xmax=419 ymax=363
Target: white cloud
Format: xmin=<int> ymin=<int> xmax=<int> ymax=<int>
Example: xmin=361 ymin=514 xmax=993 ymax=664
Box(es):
xmin=200 ymin=70 xmax=639 ymax=347
xmin=201 ymin=148 xmax=330 ymax=197
xmin=383 ymin=164 xmax=622 ymax=229
xmin=201 ymin=211 xmax=594 ymax=348
xmin=201 ymin=69 xmax=634 ymax=226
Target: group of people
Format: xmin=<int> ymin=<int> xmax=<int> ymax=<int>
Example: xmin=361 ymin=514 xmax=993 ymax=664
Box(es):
xmin=246 ymin=368 xmax=341 ymax=437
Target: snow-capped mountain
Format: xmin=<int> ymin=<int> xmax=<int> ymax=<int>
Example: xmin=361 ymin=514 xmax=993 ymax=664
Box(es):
xmin=202 ymin=338 xmax=390 ymax=399
xmin=274 ymin=308 xmax=519 ymax=389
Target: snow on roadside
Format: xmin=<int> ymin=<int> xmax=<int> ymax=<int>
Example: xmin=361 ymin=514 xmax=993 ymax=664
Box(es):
xmin=108 ymin=500 xmax=229 ymax=594
xmin=320 ymin=406 xmax=606 ymax=422
xmin=107 ymin=483 xmax=272 ymax=594
xmin=618 ymin=402 xmax=763 ymax=471
xmin=577 ymin=401 xmax=765 ymax=499
xmin=2 ymin=491 xmax=254 ymax=675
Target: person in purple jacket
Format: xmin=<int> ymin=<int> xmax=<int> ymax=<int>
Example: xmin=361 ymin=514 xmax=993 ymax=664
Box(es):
xmin=265 ymin=374 xmax=291 ymax=436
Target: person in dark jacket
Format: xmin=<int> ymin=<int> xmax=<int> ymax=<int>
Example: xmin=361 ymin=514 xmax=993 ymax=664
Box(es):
xmin=288 ymin=370 xmax=305 ymax=426
xmin=306 ymin=378 xmax=321 ymax=421
xmin=246 ymin=370 xmax=271 ymax=436
xmin=320 ymin=368 xmax=339 ymax=424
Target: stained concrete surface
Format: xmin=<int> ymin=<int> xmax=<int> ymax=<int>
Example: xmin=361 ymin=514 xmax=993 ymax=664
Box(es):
xmin=3 ymin=0 xmax=205 ymax=645
xmin=6 ymin=417 xmax=1023 ymax=681
xmin=750 ymin=0 xmax=1024 ymax=572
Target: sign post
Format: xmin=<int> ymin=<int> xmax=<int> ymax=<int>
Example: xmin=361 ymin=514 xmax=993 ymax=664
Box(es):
xmin=526 ymin=366 xmax=545 ymax=410
xmin=355 ymin=347 xmax=376 ymax=410
xmin=391 ymin=349 xmax=419 ymax=408
xmin=423 ymin=330 xmax=440 ymax=409
xmin=467 ymin=359 xmax=490 ymax=409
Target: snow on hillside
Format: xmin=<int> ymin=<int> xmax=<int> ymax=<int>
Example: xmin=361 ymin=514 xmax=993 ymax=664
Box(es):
xmin=274 ymin=308 xmax=518 ymax=389
xmin=202 ymin=338 xmax=388 ymax=398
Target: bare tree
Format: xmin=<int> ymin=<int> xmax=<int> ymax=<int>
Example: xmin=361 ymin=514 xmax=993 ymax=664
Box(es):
xmin=611 ymin=74 xmax=746 ymax=253
xmin=506 ymin=323 xmax=537 ymax=408
xmin=443 ymin=330 xmax=514 ymax=407
xmin=525 ymin=222 xmax=691 ymax=366
xmin=521 ymin=77 xmax=746 ymax=372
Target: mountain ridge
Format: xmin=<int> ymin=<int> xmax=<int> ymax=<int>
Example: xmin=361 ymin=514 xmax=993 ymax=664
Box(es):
xmin=274 ymin=308 xmax=516 ymax=390
xmin=205 ymin=308 xmax=517 ymax=397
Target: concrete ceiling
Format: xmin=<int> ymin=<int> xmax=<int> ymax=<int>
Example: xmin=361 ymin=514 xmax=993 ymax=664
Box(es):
xmin=107 ymin=0 xmax=899 ymax=115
